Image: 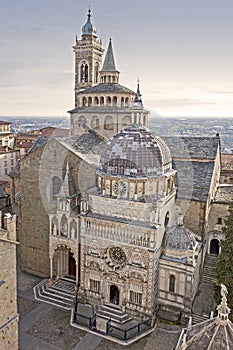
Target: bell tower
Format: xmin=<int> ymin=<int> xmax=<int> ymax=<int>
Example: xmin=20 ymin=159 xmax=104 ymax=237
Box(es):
xmin=73 ymin=8 xmax=104 ymax=107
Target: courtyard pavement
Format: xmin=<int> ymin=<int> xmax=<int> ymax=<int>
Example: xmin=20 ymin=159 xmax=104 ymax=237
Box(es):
xmin=18 ymin=270 xmax=181 ymax=350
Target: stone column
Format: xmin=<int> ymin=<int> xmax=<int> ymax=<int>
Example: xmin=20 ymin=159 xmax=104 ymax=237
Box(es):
xmin=50 ymin=256 xmax=53 ymax=279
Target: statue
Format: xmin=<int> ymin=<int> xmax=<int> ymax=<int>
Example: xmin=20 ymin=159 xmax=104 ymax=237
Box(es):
xmin=220 ymin=283 xmax=228 ymax=302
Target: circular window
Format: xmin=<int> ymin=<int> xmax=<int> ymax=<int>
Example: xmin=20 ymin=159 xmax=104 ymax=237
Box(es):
xmin=113 ymin=181 xmax=127 ymax=196
xmin=104 ymin=246 xmax=126 ymax=269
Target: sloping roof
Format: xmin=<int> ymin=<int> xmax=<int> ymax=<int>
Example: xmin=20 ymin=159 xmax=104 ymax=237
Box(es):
xmin=214 ymin=185 xmax=233 ymax=203
xmin=221 ymin=153 xmax=233 ymax=170
xmin=160 ymin=136 xmax=219 ymax=202
xmin=0 ymin=121 xmax=11 ymax=125
xmin=68 ymin=105 xmax=132 ymax=114
xmin=26 ymin=136 xmax=51 ymax=155
xmin=162 ymin=136 xmax=220 ymax=160
xmin=56 ymin=131 xmax=104 ymax=168
xmin=77 ymin=83 xmax=135 ymax=95
xmin=40 ymin=127 xmax=69 ymax=137
xmin=173 ymin=160 xmax=215 ymax=201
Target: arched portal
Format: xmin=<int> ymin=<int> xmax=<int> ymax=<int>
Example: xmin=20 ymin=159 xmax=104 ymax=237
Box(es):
xmin=69 ymin=252 xmax=76 ymax=277
xmin=110 ymin=285 xmax=119 ymax=305
xmin=52 ymin=245 xmax=76 ymax=279
xmin=210 ymin=239 xmax=220 ymax=255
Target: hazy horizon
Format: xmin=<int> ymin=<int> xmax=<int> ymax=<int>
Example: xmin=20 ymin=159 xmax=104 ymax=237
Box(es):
xmin=1 ymin=1 xmax=233 ymax=117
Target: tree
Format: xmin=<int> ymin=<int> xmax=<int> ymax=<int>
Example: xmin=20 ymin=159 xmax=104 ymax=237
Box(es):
xmin=214 ymin=202 xmax=233 ymax=321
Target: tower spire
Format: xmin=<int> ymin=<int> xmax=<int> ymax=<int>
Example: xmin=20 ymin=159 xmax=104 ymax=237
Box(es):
xmin=133 ymin=78 xmax=143 ymax=107
xmin=82 ymin=7 xmax=97 ymax=36
xmin=102 ymin=38 xmax=117 ymax=72
xmin=100 ymin=38 xmax=120 ymax=84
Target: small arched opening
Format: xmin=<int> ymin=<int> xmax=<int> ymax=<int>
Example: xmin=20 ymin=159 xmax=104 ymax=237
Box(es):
xmin=169 ymin=275 xmax=175 ymax=293
xmin=210 ymin=239 xmax=220 ymax=255
xmin=164 ymin=211 xmax=170 ymax=228
xmin=110 ymin=285 xmax=119 ymax=305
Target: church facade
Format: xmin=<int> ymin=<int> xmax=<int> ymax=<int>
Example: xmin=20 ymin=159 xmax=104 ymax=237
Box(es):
xmin=46 ymin=10 xmax=207 ymax=325
xmin=12 ymin=8 xmax=233 ymax=341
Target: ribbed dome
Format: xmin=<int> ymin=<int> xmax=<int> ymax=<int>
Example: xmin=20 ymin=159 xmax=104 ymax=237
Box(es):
xmin=98 ymin=124 xmax=172 ymax=178
xmin=164 ymin=224 xmax=197 ymax=251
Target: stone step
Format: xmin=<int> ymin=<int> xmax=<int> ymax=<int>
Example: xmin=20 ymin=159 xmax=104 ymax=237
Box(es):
xmin=97 ymin=305 xmax=132 ymax=324
xmin=53 ymin=279 xmax=76 ymax=294
xmin=44 ymin=285 xmax=74 ymax=302
xmin=36 ymin=291 xmax=73 ymax=310
xmin=33 ymin=278 xmax=75 ymax=310
xmin=61 ymin=276 xmax=76 ymax=283
xmin=51 ymin=280 xmax=75 ymax=295
xmin=101 ymin=304 xmax=124 ymax=316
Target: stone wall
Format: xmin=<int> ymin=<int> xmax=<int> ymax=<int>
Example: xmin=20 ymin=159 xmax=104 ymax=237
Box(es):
xmin=0 ymin=215 xmax=18 ymax=350
xmin=18 ymin=139 xmax=97 ymax=277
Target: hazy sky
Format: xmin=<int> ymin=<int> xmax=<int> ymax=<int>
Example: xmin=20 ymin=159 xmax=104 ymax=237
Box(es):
xmin=1 ymin=0 xmax=233 ymax=117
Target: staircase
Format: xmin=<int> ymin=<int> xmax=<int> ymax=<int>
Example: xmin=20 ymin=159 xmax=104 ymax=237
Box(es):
xmin=95 ymin=304 xmax=139 ymax=336
xmin=201 ymin=254 xmax=217 ymax=284
xmin=34 ymin=277 xmax=76 ymax=310
xmin=191 ymin=254 xmax=217 ymax=324
xmin=96 ymin=304 xmax=132 ymax=324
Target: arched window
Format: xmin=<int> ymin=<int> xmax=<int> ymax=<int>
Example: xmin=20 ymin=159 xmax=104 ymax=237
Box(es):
xmin=165 ymin=212 xmax=170 ymax=228
xmin=52 ymin=176 xmax=62 ymax=199
xmin=85 ymin=64 xmax=88 ymax=82
xmin=78 ymin=116 xmax=86 ymax=126
xmin=91 ymin=116 xmax=100 ymax=130
xmin=100 ymin=96 xmax=104 ymax=105
xmin=82 ymin=97 xmax=87 ymax=106
xmin=80 ymin=64 xmax=85 ymax=82
xmin=88 ymin=97 xmax=92 ymax=106
xmin=122 ymin=116 xmax=131 ymax=127
xmin=106 ymin=96 xmax=111 ymax=105
xmin=113 ymin=96 xmax=117 ymax=106
xmin=125 ymin=97 xmax=129 ymax=107
xmin=95 ymin=62 xmax=99 ymax=83
xmin=169 ymin=275 xmax=175 ymax=293
xmin=104 ymin=116 xmax=114 ymax=130
xmin=121 ymin=97 xmax=124 ymax=107
xmin=94 ymin=96 xmax=99 ymax=105
xmin=60 ymin=214 xmax=68 ymax=237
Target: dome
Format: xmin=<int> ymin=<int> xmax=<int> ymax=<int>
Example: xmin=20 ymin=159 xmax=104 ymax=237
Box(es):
xmin=82 ymin=9 xmax=97 ymax=36
xmin=164 ymin=224 xmax=197 ymax=251
xmin=98 ymin=124 xmax=172 ymax=178
xmin=176 ymin=285 xmax=233 ymax=349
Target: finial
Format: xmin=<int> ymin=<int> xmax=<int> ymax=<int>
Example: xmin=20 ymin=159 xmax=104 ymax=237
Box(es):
xmin=88 ymin=5 xmax=91 ymax=16
xmin=66 ymin=161 xmax=69 ymax=173
xmin=217 ymin=284 xmax=231 ymax=320
xmin=109 ymin=37 xmax=112 ymax=42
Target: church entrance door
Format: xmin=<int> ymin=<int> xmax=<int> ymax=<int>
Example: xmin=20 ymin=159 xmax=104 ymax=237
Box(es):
xmin=110 ymin=285 xmax=119 ymax=305
xmin=210 ymin=239 xmax=219 ymax=255
xmin=69 ymin=252 xmax=76 ymax=277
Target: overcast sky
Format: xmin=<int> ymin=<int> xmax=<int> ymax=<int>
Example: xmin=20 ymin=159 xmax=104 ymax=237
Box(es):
xmin=1 ymin=0 xmax=233 ymax=117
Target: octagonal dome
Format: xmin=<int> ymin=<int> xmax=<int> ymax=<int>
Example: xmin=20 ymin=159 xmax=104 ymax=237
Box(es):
xmin=98 ymin=124 xmax=172 ymax=178
xmin=164 ymin=224 xmax=197 ymax=251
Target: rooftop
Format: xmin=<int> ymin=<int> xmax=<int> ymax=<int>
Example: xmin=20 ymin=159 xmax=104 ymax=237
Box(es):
xmin=77 ymin=83 xmax=135 ymax=95
xmin=99 ymin=124 xmax=172 ymax=178
xmin=213 ymin=185 xmax=233 ymax=203
xmin=163 ymin=136 xmax=220 ymax=160
xmin=176 ymin=285 xmax=233 ymax=350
